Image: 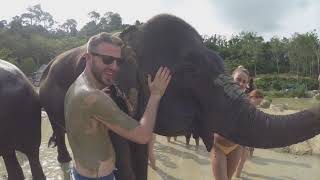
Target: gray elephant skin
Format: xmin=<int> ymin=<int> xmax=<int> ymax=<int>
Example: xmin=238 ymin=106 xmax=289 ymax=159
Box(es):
xmin=0 ymin=60 xmax=45 ymax=180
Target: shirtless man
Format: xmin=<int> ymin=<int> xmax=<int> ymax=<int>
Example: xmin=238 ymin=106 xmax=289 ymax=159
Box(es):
xmin=64 ymin=32 xmax=171 ymax=179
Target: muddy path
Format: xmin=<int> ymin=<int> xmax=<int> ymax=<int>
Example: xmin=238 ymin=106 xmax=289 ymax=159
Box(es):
xmin=1 ymin=111 xmax=320 ymax=180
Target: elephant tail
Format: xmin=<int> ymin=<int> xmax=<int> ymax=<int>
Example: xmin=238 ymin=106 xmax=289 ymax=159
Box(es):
xmin=40 ymin=58 xmax=55 ymax=84
xmin=48 ymin=132 xmax=57 ymax=148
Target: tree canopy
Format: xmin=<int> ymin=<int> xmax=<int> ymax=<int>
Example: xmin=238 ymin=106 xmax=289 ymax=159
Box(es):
xmin=1 ymin=4 xmax=320 ymax=80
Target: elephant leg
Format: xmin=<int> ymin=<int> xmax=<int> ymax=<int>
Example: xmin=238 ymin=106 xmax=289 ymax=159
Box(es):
xmin=185 ymin=133 xmax=191 ymax=145
xmin=46 ymin=110 xmax=72 ymax=180
xmin=56 ymin=130 xmax=71 ymax=163
xmin=46 ymin=110 xmax=72 ymax=163
xmin=193 ymin=132 xmax=200 ymax=147
xmin=24 ymin=149 xmax=46 ymax=180
xmin=109 ymin=131 xmax=135 ymax=180
xmin=42 ymin=84 xmax=72 ymax=164
xmin=2 ymin=150 xmax=24 ymax=180
xmin=130 ymin=143 xmax=148 ymax=180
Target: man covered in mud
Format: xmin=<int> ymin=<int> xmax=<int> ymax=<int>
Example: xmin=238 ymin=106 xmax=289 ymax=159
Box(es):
xmin=64 ymin=32 xmax=171 ymax=179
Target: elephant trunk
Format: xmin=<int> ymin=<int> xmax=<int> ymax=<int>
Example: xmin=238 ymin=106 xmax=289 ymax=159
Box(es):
xmin=224 ymin=104 xmax=320 ymax=148
xmin=198 ymin=73 xmax=320 ymax=149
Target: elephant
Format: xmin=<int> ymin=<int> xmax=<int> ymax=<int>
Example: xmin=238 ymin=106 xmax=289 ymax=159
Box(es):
xmin=39 ymin=14 xmax=320 ymax=180
xmin=119 ymin=13 xmax=320 ymax=148
xmin=0 ymin=60 xmax=45 ymax=180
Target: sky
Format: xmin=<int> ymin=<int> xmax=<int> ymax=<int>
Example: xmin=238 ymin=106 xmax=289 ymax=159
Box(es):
xmin=2 ymin=0 xmax=320 ymax=40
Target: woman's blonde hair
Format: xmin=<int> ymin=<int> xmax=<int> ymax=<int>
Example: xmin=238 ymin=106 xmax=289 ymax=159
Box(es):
xmin=232 ymin=65 xmax=249 ymax=77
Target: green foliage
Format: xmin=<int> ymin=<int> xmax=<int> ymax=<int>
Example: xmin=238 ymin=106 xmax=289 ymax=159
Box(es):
xmin=315 ymin=94 xmax=320 ymax=101
xmin=0 ymin=5 xmax=123 ymax=75
xmin=288 ymin=84 xmax=306 ymax=98
xmin=0 ymin=48 xmax=18 ymax=65
xmin=2 ymin=4 xmax=320 ymax=81
xmin=255 ymin=75 xmax=318 ymax=91
xmin=20 ymin=57 xmax=36 ymax=75
xmin=0 ymin=48 xmax=12 ymax=59
xmin=263 ymin=90 xmax=286 ymax=98
xmin=255 ymin=74 xmax=319 ymax=98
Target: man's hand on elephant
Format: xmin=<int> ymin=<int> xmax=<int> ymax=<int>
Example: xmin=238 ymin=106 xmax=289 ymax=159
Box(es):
xmin=148 ymin=66 xmax=171 ymax=98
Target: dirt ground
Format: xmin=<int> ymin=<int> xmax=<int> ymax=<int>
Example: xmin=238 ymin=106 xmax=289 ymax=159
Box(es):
xmin=1 ymin=110 xmax=320 ymax=180
xmin=148 ymin=136 xmax=320 ymax=180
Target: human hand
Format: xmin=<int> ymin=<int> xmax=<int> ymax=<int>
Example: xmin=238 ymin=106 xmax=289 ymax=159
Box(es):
xmin=148 ymin=67 xmax=171 ymax=98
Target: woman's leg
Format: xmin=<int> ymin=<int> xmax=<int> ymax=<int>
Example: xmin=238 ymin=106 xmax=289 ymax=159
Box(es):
xmin=148 ymin=134 xmax=156 ymax=170
xmin=226 ymin=146 xmax=242 ymax=180
xmin=249 ymin=147 xmax=254 ymax=158
xmin=235 ymin=147 xmax=250 ymax=178
xmin=210 ymin=145 xmax=228 ymax=180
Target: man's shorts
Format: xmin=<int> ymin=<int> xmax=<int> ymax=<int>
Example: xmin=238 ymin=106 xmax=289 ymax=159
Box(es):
xmin=71 ymin=168 xmax=115 ymax=180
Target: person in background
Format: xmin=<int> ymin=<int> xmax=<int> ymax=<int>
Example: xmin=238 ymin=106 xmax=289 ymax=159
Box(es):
xmin=235 ymin=89 xmax=264 ymax=178
xmin=210 ymin=66 xmax=249 ymax=180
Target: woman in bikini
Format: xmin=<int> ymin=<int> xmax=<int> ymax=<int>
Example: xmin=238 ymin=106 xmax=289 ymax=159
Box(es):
xmin=210 ymin=66 xmax=249 ymax=180
xmin=235 ymin=89 xmax=264 ymax=178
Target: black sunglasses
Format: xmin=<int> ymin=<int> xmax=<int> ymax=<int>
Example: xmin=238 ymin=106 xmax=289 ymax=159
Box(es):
xmin=91 ymin=52 xmax=124 ymax=66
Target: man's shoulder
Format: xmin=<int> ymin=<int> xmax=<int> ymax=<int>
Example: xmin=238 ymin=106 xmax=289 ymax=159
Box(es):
xmin=74 ymin=87 xmax=115 ymax=108
xmin=65 ymin=82 xmax=98 ymax=106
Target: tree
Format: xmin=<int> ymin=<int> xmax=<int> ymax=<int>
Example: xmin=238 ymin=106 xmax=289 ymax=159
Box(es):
xmin=270 ymin=36 xmax=287 ymax=74
xmin=238 ymin=32 xmax=264 ymax=76
xmin=60 ymin=19 xmax=78 ymax=36
xmin=79 ymin=21 xmax=98 ymax=36
xmin=88 ymin=11 xmax=100 ymax=23
xmin=26 ymin=4 xmax=55 ymax=31
xmin=0 ymin=48 xmax=18 ymax=65
xmin=9 ymin=16 xmax=23 ymax=32
xmin=27 ymin=4 xmax=43 ymax=25
xmin=21 ymin=13 xmax=35 ymax=26
xmin=203 ymin=34 xmax=228 ymax=58
xmin=20 ymin=57 xmax=37 ymax=75
xmin=101 ymin=12 xmax=122 ymax=31
xmin=40 ymin=12 xmax=54 ymax=30
xmin=288 ymin=32 xmax=319 ymax=77
xmin=0 ymin=20 xmax=7 ymax=29
xmin=108 ymin=12 xmax=122 ymax=30
xmin=134 ymin=20 xmax=143 ymax=26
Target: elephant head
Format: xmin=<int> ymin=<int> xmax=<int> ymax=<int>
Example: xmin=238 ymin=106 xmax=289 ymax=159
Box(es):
xmin=116 ymin=14 xmax=320 ymax=151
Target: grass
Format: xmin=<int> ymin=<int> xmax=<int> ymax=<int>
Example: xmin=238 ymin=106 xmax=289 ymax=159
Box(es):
xmin=271 ymin=97 xmax=319 ymax=110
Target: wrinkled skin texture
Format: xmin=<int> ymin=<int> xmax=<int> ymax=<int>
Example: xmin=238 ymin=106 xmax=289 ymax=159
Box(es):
xmin=0 ymin=60 xmax=45 ymax=180
xmin=40 ymin=14 xmax=320 ymax=180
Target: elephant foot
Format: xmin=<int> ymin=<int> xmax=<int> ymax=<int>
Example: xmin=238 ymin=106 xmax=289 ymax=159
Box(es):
xmin=57 ymin=152 xmax=72 ymax=163
xmin=8 ymin=174 xmax=24 ymax=180
xmin=195 ymin=139 xmax=200 ymax=146
xmin=3 ymin=152 xmax=25 ymax=180
xmin=60 ymin=162 xmax=72 ymax=180
xmin=32 ymin=175 xmax=46 ymax=180
xmin=186 ymin=138 xmax=190 ymax=145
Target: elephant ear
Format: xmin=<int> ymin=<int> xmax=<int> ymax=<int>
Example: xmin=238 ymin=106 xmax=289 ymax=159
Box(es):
xmin=121 ymin=45 xmax=138 ymax=66
xmin=120 ymin=25 xmax=143 ymax=55
xmin=75 ymin=47 xmax=87 ymax=76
